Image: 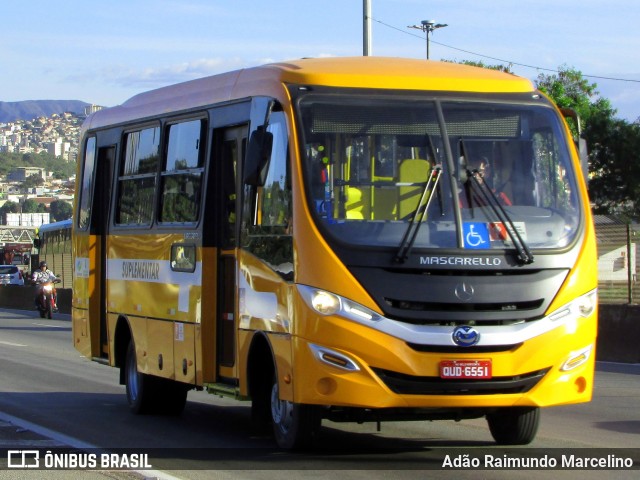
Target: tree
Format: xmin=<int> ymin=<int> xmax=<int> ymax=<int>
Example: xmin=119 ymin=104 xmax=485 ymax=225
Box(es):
xmin=535 ymin=65 xmax=614 ymax=122
xmin=586 ymin=114 xmax=640 ymax=217
xmin=49 ymin=200 xmax=73 ymax=222
xmin=443 ymin=59 xmax=514 ymax=74
xmin=22 ymin=198 xmax=47 ymax=213
xmin=0 ymin=201 xmax=19 ymax=222
xmin=24 ymin=173 xmax=45 ymax=190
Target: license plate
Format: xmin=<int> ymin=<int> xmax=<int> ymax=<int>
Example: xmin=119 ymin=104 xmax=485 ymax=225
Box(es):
xmin=440 ymin=360 xmax=492 ymax=379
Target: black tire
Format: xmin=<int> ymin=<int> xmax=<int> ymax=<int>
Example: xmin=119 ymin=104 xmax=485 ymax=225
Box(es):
xmin=124 ymin=340 xmax=158 ymax=414
xmin=250 ymin=373 xmax=272 ymax=433
xmin=156 ymin=378 xmax=188 ymax=416
xmin=487 ymin=407 xmax=540 ymax=445
xmin=270 ymin=374 xmax=320 ymax=449
xmin=46 ymin=300 xmax=53 ymax=319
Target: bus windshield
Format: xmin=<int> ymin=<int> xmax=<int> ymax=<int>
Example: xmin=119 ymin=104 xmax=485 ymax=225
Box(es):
xmin=298 ymin=94 xmax=581 ymax=252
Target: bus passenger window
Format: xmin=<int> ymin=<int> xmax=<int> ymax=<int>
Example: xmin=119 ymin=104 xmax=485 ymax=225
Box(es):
xmin=78 ymin=137 xmax=96 ymax=230
xmin=160 ymin=120 xmax=205 ymax=224
xmin=116 ymin=127 xmax=160 ymax=225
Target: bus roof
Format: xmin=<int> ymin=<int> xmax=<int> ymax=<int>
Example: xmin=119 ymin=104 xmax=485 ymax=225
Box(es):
xmin=82 ymin=57 xmax=535 ymax=131
xmin=37 ymin=219 xmax=72 ymax=234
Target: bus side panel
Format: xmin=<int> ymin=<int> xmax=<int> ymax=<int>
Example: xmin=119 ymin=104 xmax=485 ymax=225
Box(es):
xmin=72 ymin=232 xmax=101 ymax=359
xmin=106 ymin=232 xmax=202 ymax=383
xmin=145 ymin=318 xmax=174 ymax=379
xmin=174 ymin=321 xmax=197 ymax=383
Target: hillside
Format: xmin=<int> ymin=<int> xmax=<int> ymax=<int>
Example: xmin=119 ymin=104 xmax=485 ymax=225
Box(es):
xmin=0 ymin=100 xmax=91 ymax=123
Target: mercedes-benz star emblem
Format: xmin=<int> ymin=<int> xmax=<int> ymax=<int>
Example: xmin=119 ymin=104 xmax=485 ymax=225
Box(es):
xmin=454 ymin=282 xmax=474 ymax=302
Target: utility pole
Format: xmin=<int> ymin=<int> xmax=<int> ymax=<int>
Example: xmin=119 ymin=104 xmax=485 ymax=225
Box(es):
xmin=363 ymin=0 xmax=372 ymax=56
xmin=408 ymin=20 xmax=447 ymax=59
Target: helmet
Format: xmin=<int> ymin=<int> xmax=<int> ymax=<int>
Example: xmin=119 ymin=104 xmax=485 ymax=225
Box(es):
xmin=39 ymin=261 xmax=47 ymax=268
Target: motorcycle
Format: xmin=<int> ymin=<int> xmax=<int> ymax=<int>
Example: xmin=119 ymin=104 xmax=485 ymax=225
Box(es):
xmin=35 ymin=279 xmax=61 ymax=319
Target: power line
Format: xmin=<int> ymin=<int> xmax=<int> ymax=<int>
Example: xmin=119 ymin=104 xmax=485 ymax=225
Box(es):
xmin=369 ymin=16 xmax=640 ymax=84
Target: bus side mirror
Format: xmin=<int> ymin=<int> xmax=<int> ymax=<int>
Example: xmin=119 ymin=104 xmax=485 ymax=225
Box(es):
xmin=560 ymin=107 xmax=589 ymax=183
xmin=578 ymin=137 xmax=589 ymax=183
xmin=244 ymin=126 xmax=273 ymax=186
xmin=33 ymin=239 xmax=41 ymax=249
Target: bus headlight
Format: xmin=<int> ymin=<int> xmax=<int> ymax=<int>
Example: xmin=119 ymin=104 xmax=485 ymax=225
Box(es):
xmin=298 ymin=285 xmax=382 ymax=323
xmin=549 ymin=289 xmax=597 ymax=322
xmin=311 ymin=290 xmax=340 ymax=315
xmin=577 ymin=291 xmax=597 ymax=317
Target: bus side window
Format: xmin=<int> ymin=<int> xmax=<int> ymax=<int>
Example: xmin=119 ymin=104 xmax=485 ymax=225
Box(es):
xmin=116 ymin=127 xmax=160 ymax=225
xmin=78 ymin=137 xmax=96 ymax=230
xmin=159 ymin=119 xmax=205 ymax=224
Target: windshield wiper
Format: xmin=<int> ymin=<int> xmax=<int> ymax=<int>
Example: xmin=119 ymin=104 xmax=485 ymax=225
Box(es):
xmin=395 ymin=166 xmax=442 ymax=263
xmin=467 ymin=168 xmax=534 ymax=265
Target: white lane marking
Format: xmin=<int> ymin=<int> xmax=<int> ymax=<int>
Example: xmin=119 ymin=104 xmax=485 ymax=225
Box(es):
xmin=0 ymin=341 xmax=27 ymax=347
xmin=32 ymin=323 xmax=66 ymax=328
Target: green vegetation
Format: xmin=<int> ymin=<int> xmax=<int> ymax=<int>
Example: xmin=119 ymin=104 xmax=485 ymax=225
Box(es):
xmin=0 ymin=151 xmax=76 ymax=179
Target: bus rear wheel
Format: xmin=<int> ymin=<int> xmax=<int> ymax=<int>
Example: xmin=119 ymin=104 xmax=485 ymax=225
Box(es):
xmin=270 ymin=374 xmax=320 ymax=449
xmin=125 ymin=340 xmax=158 ymax=414
xmin=124 ymin=340 xmax=188 ymax=415
xmin=487 ymin=407 xmax=540 ymax=445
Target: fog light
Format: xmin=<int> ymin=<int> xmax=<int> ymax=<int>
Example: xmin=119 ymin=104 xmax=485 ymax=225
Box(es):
xmin=309 ymin=344 xmax=360 ymax=372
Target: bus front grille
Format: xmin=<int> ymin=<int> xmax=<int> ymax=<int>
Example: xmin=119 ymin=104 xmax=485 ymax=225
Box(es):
xmin=371 ymin=367 xmax=550 ymax=396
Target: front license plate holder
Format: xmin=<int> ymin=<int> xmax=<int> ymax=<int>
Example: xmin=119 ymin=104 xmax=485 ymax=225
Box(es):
xmin=440 ymin=360 xmax=492 ymax=379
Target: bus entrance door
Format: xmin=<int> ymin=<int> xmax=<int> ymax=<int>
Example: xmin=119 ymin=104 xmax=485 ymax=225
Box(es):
xmin=96 ymin=146 xmax=114 ymax=358
xmin=217 ymin=126 xmax=247 ymax=375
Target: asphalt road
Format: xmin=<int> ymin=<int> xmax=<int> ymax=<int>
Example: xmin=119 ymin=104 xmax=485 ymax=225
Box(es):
xmin=0 ymin=308 xmax=638 ymax=479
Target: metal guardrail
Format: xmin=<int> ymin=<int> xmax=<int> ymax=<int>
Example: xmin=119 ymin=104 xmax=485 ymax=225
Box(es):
xmin=595 ymin=215 xmax=640 ymax=304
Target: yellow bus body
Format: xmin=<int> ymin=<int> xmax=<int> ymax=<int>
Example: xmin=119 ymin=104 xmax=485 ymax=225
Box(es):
xmin=73 ymin=57 xmax=597 ymax=447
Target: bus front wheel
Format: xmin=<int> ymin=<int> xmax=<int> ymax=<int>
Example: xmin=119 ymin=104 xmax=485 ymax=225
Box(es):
xmin=270 ymin=375 xmax=320 ymax=449
xmin=486 ymin=407 xmax=540 ymax=445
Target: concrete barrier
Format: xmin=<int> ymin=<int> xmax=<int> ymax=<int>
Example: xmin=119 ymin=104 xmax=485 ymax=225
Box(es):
xmin=0 ymin=286 xmax=637 ymax=363
xmin=597 ymin=305 xmax=640 ymax=363
xmin=0 ymin=285 xmax=71 ymax=315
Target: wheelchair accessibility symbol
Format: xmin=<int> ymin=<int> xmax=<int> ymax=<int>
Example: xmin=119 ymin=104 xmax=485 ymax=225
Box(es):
xmin=463 ymin=222 xmax=490 ymax=249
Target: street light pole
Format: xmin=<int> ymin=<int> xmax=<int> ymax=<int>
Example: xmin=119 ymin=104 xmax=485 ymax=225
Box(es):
xmin=408 ymin=20 xmax=448 ymax=59
xmin=363 ymin=0 xmax=372 ymax=56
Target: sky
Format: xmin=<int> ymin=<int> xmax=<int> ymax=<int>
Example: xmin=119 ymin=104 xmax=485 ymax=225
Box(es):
xmin=2 ymin=0 xmax=639 ymax=121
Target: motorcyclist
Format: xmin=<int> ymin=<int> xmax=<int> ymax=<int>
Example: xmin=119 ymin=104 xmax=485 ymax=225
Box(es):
xmin=32 ymin=261 xmax=59 ymax=311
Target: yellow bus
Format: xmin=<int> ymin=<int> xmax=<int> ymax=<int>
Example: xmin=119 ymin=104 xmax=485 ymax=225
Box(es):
xmin=72 ymin=57 xmax=597 ymax=448
xmin=35 ymin=219 xmax=73 ymax=288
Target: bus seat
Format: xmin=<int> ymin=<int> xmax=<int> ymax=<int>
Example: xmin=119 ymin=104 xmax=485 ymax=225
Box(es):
xmin=398 ymin=158 xmax=431 ymax=219
xmin=345 ymin=187 xmax=365 ymax=219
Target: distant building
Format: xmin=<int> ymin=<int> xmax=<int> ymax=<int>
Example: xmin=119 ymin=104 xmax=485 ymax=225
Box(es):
xmin=46 ymin=138 xmax=70 ymax=157
xmin=4 ymin=212 xmax=50 ymax=227
xmin=84 ymin=104 xmax=104 ymax=116
xmin=7 ymin=167 xmax=46 ymax=182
